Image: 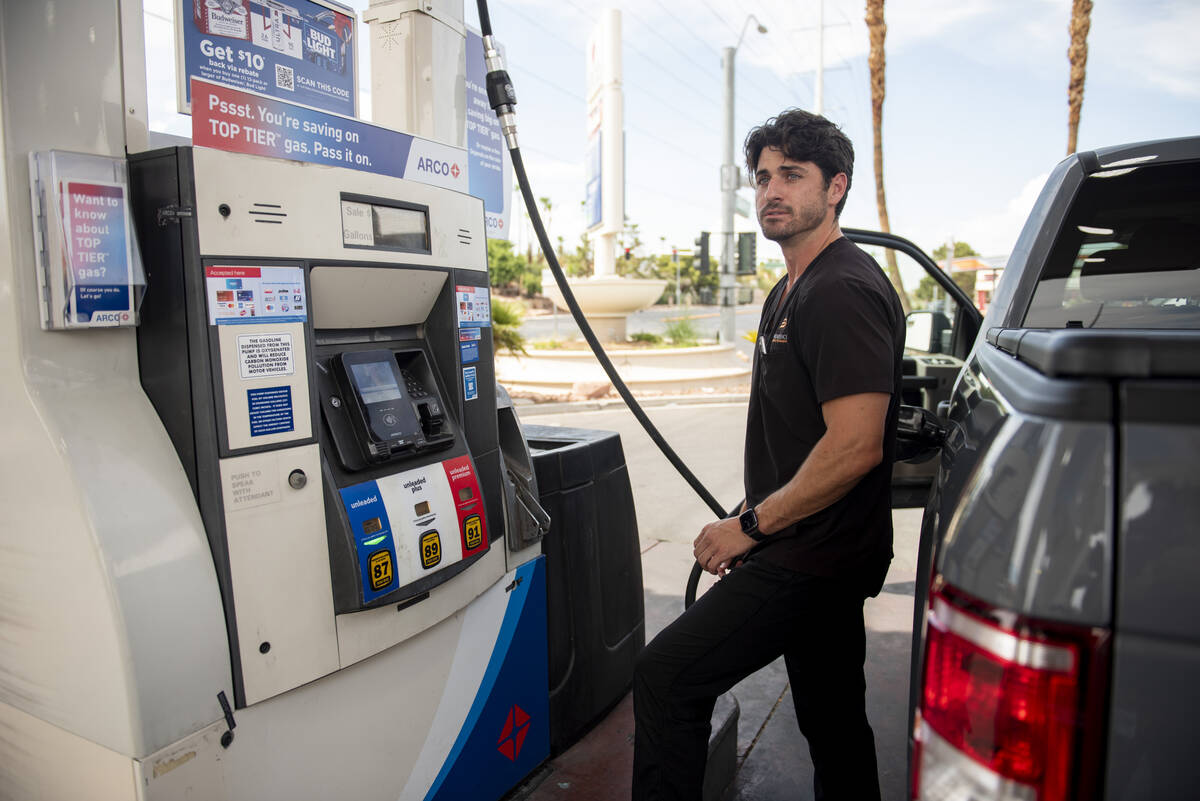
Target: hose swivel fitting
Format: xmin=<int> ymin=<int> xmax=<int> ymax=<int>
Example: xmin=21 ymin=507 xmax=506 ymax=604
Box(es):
xmin=483 ymin=35 xmax=519 ymax=150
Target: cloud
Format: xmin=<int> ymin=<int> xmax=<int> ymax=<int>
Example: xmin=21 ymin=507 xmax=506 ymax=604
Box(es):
xmin=952 ymin=172 xmax=1050 ymax=257
xmin=1093 ymin=3 xmax=1200 ymax=98
xmin=732 ymin=0 xmax=1004 ymax=78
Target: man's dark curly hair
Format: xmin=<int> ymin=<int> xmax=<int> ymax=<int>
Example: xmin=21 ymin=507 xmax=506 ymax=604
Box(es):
xmin=743 ymin=109 xmax=854 ymax=217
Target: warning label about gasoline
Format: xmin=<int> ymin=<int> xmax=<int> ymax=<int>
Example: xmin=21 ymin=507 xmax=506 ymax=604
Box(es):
xmin=238 ymin=333 xmax=295 ymax=379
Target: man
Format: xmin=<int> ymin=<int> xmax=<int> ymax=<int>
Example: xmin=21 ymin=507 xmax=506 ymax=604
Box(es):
xmin=632 ymin=109 xmax=904 ymax=801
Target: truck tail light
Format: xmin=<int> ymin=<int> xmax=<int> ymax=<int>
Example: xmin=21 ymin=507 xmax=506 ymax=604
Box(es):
xmin=912 ymin=584 xmax=1107 ymax=801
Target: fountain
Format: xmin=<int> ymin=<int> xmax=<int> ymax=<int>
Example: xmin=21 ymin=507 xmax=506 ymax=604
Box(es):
xmin=497 ymin=8 xmax=749 ymax=398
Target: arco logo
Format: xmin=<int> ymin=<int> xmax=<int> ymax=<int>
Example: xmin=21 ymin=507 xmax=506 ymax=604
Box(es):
xmin=416 ymin=157 xmax=461 ymax=178
xmin=496 ymin=704 xmax=531 ymax=762
xmin=92 ymin=311 xmax=130 ymax=324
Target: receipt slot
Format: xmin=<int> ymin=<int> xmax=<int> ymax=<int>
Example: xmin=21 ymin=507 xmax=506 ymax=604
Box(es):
xmin=121 ymin=145 xmax=548 ymax=799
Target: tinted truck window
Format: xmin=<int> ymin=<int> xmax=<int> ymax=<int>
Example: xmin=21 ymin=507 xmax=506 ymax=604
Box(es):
xmin=1023 ymin=160 xmax=1200 ymax=329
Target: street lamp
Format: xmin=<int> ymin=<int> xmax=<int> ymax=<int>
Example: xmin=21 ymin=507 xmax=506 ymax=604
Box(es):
xmin=720 ymin=15 xmax=767 ymax=344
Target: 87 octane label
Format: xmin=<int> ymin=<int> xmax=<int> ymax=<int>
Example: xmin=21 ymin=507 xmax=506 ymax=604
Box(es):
xmin=368 ymin=549 xmax=394 ymax=591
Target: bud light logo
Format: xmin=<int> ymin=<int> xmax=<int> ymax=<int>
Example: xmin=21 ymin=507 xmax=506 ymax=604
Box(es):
xmin=306 ymin=27 xmax=337 ymax=60
xmin=416 ymin=157 xmax=461 ymax=179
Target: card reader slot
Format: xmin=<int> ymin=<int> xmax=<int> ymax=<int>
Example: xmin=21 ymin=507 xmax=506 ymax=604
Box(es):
xmin=320 ymin=347 xmax=455 ymax=472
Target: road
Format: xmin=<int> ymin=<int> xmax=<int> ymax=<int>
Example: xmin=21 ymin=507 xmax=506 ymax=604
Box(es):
xmin=520 ymin=400 xmax=919 ymax=800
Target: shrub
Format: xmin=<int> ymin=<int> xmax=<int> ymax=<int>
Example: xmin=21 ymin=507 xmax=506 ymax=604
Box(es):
xmin=630 ymin=331 xmax=663 ymax=345
xmin=491 ymin=298 xmax=527 ymax=356
xmin=664 ymin=317 xmax=699 ymax=347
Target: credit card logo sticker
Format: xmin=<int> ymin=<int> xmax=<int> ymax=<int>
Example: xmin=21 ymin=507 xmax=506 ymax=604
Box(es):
xmin=463 ymin=514 xmax=483 ymax=550
xmin=368 ymin=549 xmax=394 ymax=591
xmin=420 ymin=530 xmax=442 ymax=569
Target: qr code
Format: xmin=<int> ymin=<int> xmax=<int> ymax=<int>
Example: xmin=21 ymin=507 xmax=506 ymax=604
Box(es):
xmin=275 ymin=63 xmax=294 ymax=92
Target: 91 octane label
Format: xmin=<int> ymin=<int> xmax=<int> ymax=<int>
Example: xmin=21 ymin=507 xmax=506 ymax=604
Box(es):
xmin=463 ymin=514 xmax=483 ymax=550
xmin=419 ymin=530 xmax=442 ymax=569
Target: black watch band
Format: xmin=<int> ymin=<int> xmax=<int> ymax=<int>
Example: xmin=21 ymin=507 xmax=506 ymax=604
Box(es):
xmin=739 ymin=506 xmax=766 ymax=542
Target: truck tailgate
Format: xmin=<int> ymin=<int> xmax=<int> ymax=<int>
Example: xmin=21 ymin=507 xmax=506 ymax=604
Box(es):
xmin=1104 ymin=379 xmax=1200 ymax=799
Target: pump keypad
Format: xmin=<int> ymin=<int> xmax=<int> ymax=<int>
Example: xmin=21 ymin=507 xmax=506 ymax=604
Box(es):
xmin=401 ymin=369 xmax=429 ymax=399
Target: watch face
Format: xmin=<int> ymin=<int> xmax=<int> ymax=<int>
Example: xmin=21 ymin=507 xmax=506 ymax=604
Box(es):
xmin=739 ymin=508 xmax=758 ymax=534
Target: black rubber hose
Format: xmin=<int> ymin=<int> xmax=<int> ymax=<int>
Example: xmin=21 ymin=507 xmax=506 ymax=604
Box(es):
xmin=507 ymin=148 xmax=729 ymax=523
xmin=511 ymin=147 xmax=719 ymax=607
xmin=474 ymin=0 xmax=727 ymax=609
xmin=476 ymin=0 xmax=493 ymax=36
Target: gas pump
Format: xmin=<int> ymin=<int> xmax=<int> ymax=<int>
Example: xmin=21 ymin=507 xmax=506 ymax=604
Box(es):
xmin=1 ymin=0 xmax=563 ymax=794
xmin=121 ymin=142 xmax=552 ymax=797
xmin=0 ymin=0 xmax=658 ymax=797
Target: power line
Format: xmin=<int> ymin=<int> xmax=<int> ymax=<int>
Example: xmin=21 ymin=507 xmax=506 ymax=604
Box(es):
xmin=493 ymin=1 xmax=586 ymax=56
xmin=509 ymin=63 xmax=584 ymax=103
xmin=555 ymin=0 xmax=596 ymax=25
xmin=698 ymin=0 xmax=741 ymax=39
xmin=628 ymin=180 xmax=717 ymax=214
xmin=646 ymin=0 xmax=726 ymax=68
xmin=622 ymin=4 xmax=721 ymax=79
xmin=622 ymin=37 xmax=723 ymax=107
xmin=507 ymin=57 xmax=713 ymax=165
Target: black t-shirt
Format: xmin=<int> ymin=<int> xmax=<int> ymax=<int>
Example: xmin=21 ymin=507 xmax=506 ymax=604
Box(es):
xmin=743 ymin=236 xmax=905 ymax=596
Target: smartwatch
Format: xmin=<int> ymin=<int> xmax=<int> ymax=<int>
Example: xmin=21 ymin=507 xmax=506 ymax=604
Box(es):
xmin=738 ymin=506 xmax=766 ymax=542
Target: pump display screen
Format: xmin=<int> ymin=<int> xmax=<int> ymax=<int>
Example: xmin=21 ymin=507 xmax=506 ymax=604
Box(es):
xmin=341 ymin=198 xmax=430 ymax=253
xmin=350 ymin=361 xmax=404 ymax=405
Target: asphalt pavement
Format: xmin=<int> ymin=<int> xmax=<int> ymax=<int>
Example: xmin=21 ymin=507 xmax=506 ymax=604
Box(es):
xmin=518 ymin=398 xmax=920 ymax=801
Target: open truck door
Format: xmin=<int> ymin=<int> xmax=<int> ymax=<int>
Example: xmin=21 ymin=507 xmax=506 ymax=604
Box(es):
xmin=842 ymin=229 xmax=984 ymax=509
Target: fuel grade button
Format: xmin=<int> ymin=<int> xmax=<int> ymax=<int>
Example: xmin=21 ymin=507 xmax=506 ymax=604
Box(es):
xmin=367 ymin=549 xmax=394 ymax=591
xmin=419 ymin=530 xmax=442 ymax=569
xmin=463 ymin=514 xmax=483 ymax=550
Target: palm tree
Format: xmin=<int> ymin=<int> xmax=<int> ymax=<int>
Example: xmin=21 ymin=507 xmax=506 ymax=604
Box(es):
xmin=1067 ymin=0 xmax=1093 ymax=155
xmin=538 ymin=195 xmax=553 ymax=259
xmin=865 ymin=0 xmax=911 ymax=314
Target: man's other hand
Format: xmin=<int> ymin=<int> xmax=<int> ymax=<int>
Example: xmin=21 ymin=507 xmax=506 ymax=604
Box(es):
xmin=693 ymin=517 xmax=756 ymax=576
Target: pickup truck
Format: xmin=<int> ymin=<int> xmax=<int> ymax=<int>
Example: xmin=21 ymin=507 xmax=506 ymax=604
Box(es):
xmin=883 ymin=135 xmax=1200 ymax=801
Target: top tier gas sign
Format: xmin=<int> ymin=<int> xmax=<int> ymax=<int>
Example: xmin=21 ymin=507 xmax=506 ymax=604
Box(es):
xmin=180 ymin=0 xmax=358 ymax=118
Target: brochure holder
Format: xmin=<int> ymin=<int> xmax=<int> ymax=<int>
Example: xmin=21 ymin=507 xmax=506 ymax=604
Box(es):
xmin=28 ymin=150 xmax=146 ymax=330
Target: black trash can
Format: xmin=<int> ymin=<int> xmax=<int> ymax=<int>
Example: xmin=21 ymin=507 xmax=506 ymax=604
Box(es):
xmin=523 ymin=423 xmax=645 ymax=754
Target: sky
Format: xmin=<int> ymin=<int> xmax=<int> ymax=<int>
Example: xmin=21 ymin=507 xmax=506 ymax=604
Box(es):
xmin=144 ymin=0 xmax=1199 ymax=288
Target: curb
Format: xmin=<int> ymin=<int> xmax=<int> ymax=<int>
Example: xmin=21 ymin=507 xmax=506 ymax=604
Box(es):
xmin=513 ymin=392 xmax=750 ymax=417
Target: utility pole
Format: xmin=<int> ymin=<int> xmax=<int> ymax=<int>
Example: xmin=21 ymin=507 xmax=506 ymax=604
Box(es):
xmin=815 ymin=0 xmax=824 ymax=115
xmin=720 ymin=16 xmax=767 ymax=344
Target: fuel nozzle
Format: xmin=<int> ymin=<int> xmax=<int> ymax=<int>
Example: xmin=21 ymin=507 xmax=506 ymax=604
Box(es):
xmin=482 ymin=35 xmax=519 ymax=150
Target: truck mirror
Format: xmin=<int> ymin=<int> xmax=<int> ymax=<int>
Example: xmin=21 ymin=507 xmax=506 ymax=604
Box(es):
xmin=905 ymin=309 xmax=951 ymax=354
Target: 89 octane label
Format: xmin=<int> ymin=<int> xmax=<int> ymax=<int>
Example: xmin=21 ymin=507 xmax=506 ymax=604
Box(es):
xmin=419 ymin=530 xmax=442 ymax=569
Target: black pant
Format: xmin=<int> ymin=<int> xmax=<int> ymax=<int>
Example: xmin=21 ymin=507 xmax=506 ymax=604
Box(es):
xmin=632 ymin=558 xmax=881 ymax=801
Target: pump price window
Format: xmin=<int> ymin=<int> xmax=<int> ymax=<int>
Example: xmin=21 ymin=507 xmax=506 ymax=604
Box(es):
xmin=341 ymin=195 xmax=431 ymax=254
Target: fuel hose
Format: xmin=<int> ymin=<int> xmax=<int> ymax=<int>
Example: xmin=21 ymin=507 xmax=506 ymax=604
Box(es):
xmin=474 ymin=0 xmax=723 ymax=607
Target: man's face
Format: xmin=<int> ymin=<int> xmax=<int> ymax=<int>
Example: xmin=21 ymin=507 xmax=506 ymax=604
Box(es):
xmin=753 ymin=147 xmax=845 ymax=243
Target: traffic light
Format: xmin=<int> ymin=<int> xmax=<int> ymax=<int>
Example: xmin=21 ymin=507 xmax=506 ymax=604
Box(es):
xmin=624 ymin=247 xmax=632 ymax=261
xmin=736 ymin=232 xmax=757 ymax=275
xmin=695 ymin=232 xmax=710 ymax=274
